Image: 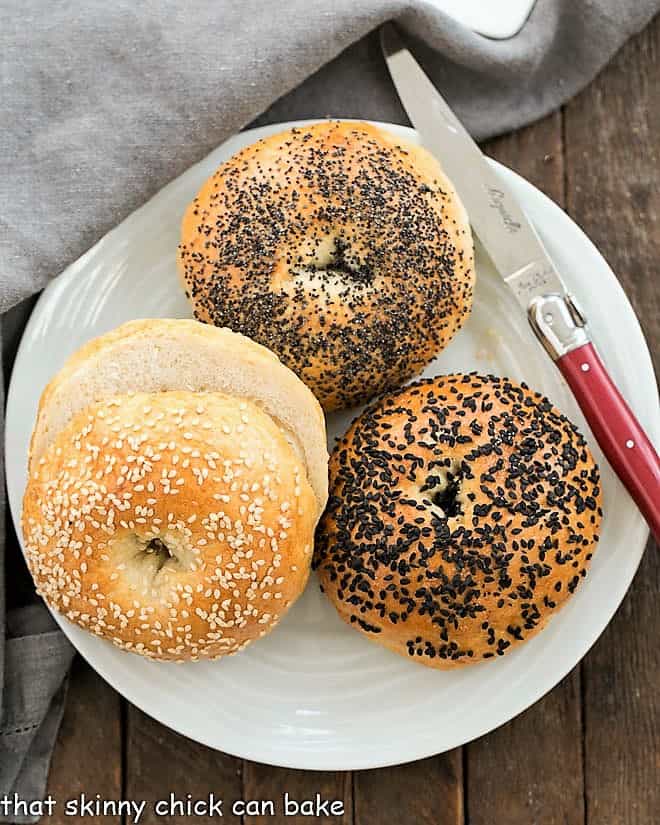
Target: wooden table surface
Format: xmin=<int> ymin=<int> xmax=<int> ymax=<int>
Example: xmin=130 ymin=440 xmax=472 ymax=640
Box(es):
xmin=34 ymin=15 xmax=659 ymax=825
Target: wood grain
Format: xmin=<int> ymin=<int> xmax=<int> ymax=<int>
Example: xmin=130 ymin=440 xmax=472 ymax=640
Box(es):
xmin=124 ymin=704 xmax=243 ymax=824
xmin=41 ymin=658 xmax=121 ymax=824
xmin=466 ymin=669 xmax=584 ymax=825
xmin=242 ymin=763 xmax=353 ymax=824
xmin=564 ymin=14 xmax=660 ymax=825
xmin=564 ymin=22 xmax=659 ymax=375
xmin=484 ymin=110 xmax=564 ymax=205
xmin=354 ymin=752 xmax=462 ymax=825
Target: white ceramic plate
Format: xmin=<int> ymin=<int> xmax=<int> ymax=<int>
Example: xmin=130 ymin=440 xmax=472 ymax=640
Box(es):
xmin=6 ymin=121 xmax=658 ymax=770
xmin=431 ymin=0 xmax=536 ymax=39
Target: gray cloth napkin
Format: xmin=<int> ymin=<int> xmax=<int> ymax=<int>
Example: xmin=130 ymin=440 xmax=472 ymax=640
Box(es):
xmin=1 ymin=0 xmax=658 ymax=818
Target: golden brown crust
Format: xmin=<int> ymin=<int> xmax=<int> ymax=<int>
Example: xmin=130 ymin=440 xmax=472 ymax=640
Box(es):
xmin=178 ymin=120 xmax=475 ymax=411
xmin=23 ymin=391 xmax=317 ymax=662
xmin=314 ymin=374 xmax=603 ymax=669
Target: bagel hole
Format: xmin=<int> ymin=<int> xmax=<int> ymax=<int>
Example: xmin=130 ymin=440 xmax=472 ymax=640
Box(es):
xmin=431 ymin=472 xmax=462 ymax=518
xmin=327 ymin=239 xmax=372 ymax=283
xmin=421 ymin=466 xmax=463 ymax=519
xmin=143 ymin=537 xmax=175 ymax=572
xmin=297 ymin=237 xmax=372 ymax=284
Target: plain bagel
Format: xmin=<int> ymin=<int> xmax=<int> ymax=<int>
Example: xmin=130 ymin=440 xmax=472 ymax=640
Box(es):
xmin=314 ymin=374 xmax=603 ymax=669
xmin=22 ymin=319 xmax=328 ymax=662
xmin=178 ymin=120 xmax=475 ymax=411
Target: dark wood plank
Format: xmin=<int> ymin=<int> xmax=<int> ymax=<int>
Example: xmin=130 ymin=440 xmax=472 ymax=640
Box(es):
xmin=43 ymin=658 xmax=122 ymax=824
xmin=466 ymin=111 xmax=586 ymax=825
xmin=484 ymin=110 xmax=564 ymax=203
xmin=467 ymin=670 xmax=584 ymax=825
xmin=564 ymin=15 xmax=660 ymax=825
xmin=580 ymin=546 xmax=660 ymax=825
xmin=354 ymin=752 xmax=462 ymax=825
xmin=243 ymin=763 xmax=352 ymax=824
xmin=564 ymin=21 xmax=660 ymax=373
xmin=125 ymin=704 xmax=242 ymax=824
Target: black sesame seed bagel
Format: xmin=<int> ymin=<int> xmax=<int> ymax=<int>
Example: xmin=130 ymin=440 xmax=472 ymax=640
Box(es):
xmin=314 ymin=374 xmax=603 ymax=668
xmin=178 ymin=121 xmax=475 ymax=411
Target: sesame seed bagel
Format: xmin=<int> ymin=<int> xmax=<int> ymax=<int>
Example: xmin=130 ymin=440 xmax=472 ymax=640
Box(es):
xmin=314 ymin=374 xmax=603 ymax=669
xmin=22 ymin=320 xmax=328 ymax=662
xmin=178 ymin=120 xmax=475 ymax=411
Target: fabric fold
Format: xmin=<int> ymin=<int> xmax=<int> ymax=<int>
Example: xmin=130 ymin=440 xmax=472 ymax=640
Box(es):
xmin=1 ymin=607 xmax=74 ymax=822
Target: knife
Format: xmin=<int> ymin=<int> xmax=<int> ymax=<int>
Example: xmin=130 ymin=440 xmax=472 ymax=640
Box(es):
xmin=381 ymin=23 xmax=660 ymax=542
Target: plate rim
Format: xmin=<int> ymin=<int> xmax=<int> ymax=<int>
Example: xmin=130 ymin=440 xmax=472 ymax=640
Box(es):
xmin=6 ymin=119 xmax=658 ymax=770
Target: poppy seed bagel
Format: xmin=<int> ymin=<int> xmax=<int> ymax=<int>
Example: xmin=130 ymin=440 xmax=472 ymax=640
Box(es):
xmin=178 ymin=120 xmax=475 ymax=411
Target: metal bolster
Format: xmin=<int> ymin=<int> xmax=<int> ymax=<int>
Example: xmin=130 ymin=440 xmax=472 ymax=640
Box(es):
xmin=527 ymin=293 xmax=590 ymax=360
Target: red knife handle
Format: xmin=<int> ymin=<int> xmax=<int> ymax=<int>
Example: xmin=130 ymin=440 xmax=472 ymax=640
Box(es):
xmin=557 ymin=342 xmax=660 ymax=542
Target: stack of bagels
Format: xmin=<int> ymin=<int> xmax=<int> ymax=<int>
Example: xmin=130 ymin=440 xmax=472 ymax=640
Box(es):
xmin=22 ymin=121 xmax=602 ymax=668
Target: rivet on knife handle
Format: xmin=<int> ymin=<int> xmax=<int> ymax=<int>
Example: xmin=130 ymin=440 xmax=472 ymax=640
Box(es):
xmin=556 ymin=342 xmax=660 ymax=542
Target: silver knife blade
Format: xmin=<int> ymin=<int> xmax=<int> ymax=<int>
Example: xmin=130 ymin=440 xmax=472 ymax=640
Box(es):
xmin=380 ymin=23 xmax=566 ymax=309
